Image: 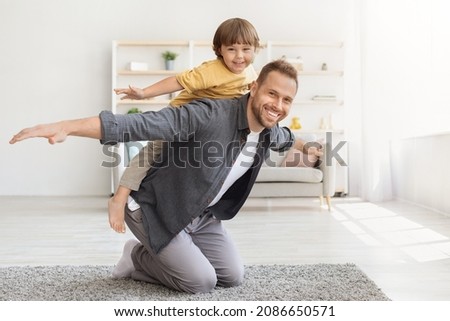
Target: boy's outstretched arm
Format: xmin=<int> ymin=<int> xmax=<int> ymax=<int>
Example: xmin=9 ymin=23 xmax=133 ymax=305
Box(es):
xmin=114 ymin=76 xmax=183 ymax=100
xmin=9 ymin=116 xmax=101 ymax=144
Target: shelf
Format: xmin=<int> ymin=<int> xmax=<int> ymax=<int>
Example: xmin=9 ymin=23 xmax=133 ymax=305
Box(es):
xmin=266 ymin=41 xmax=344 ymax=48
xmin=117 ymin=70 xmax=342 ymax=77
xmin=117 ymin=70 xmax=179 ymax=76
xmin=116 ymin=99 xmax=171 ymax=105
xmin=191 ymin=41 xmax=212 ymax=47
xmin=291 ymin=129 xmax=345 ymax=135
xmin=116 ymin=99 xmax=342 ymax=107
xmin=115 ymin=40 xmax=190 ymax=47
xmin=115 ymin=40 xmax=344 ymax=48
xmin=299 ymin=70 xmax=343 ymax=77
xmin=294 ymin=100 xmax=343 ymax=106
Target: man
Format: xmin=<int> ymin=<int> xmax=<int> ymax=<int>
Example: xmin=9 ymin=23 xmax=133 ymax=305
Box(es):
xmin=10 ymin=59 xmax=321 ymax=294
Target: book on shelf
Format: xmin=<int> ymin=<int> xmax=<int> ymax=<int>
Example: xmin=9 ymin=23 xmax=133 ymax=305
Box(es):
xmin=312 ymin=95 xmax=337 ymax=101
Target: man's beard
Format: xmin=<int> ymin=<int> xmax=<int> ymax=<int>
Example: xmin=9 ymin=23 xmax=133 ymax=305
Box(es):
xmin=251 ymin=101 xmax=282 ymax=129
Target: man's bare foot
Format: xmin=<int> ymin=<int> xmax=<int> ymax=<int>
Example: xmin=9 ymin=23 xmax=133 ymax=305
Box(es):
xmin=108 ymin=197 xmax=126 ymax=233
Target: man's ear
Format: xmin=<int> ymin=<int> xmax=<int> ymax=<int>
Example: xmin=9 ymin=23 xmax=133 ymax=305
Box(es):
xmin=249 ymin=81 xmax=257 ymax=97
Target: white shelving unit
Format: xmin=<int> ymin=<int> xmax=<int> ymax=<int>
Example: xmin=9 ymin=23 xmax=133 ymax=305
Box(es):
xmin=111 ymin=40 xmax=347 ymax=194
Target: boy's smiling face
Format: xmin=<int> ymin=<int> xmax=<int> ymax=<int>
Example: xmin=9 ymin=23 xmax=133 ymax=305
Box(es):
xmin=219 ymin=43 xmax=255 ymax=74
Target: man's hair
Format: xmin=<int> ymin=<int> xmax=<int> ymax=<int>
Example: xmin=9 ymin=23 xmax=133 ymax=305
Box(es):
xmin=212 ymin=18 xmax=260 ymax=57
xmin=257 ymin=59 xmax=299 ymax=91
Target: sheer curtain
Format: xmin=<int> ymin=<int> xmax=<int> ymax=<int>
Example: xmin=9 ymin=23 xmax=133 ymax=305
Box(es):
xmin=355 ymin=0 xmax=436 ymax=202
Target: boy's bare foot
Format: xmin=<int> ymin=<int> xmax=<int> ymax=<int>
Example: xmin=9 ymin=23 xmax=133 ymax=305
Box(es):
xmin=108 ymin=197 xmax=126 ymax=233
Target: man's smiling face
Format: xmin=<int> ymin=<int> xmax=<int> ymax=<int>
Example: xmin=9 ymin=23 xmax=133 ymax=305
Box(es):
xmin=248 ymin=70 xmax=297 ymax=132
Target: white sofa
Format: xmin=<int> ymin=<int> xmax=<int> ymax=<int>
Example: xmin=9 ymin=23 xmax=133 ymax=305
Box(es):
xmin=249 ymin=142 xmax=336 ymax=211
xmin=116 ymin=139 xmax=336 ymax=211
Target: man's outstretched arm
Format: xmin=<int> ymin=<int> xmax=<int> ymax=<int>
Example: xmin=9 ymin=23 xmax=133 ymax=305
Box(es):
xmin=9 ymin=116 xmax=101 ymax=145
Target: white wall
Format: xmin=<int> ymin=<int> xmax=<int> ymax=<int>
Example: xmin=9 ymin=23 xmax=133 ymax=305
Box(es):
xmin=391 ymin=133 xmax=450 ymax=215
xmin=1 ymin=0 xmax=351 ymax=195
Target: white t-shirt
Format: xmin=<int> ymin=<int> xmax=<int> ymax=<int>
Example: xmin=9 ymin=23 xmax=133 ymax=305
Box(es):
xmin=208 ymin=130 xmax=261 ymax=207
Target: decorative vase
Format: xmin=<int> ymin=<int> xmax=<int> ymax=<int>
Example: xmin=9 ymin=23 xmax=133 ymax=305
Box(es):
xmin=165 ymin=60 xmax=175 ymax=70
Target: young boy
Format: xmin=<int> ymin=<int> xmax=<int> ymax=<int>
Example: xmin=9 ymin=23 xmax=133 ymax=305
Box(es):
xmin=110 ymin=17 xmax=260 ymax=233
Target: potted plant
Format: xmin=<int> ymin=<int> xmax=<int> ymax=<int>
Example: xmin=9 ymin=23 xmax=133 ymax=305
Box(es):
xmin=161 ymin=50 xmax=178 ymax=70
xmin=127 ymin=107 xmax=142 ymax=114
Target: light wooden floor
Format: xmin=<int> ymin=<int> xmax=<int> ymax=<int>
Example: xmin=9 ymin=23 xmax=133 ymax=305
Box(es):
xmin=1 ymin=195 xmax=450 ymax=301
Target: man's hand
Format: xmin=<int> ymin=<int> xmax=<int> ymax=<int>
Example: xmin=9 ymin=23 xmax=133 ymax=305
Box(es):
xmin=9 ymin=117 xmax=101 ymax=145
xmin=303 ymin=141 xmax=323 ymax=157
xmin=294 ymin=138 xmax=323 ymax=157
xmin=9 ymin=122 xmax=68 ymax=145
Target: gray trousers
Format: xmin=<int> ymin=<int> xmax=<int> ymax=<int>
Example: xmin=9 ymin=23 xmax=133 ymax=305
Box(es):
xmin=124 ymin=206 xmax=244 ymax=293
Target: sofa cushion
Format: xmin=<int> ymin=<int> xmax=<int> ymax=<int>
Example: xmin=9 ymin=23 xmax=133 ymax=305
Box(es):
xmin=256 ymin=167 xmax=323 ymax=183
xmin=262 ymin=150 xmax=288 ymax=167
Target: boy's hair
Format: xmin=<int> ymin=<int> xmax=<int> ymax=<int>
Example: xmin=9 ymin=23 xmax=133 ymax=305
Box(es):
xmin=257 ymin=59 xmax=299 ymax=92
xmin=212 ymin=18 xmax=260 ymax=57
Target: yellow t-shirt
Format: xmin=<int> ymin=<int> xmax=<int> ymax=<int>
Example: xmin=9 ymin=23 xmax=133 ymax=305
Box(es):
xmin=170 ymin=59 xmax=257 ymax=107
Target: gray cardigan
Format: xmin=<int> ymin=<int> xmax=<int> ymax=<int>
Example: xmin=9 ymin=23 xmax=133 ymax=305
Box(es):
xmin=100 ymin=94 xmax=294 ymax=253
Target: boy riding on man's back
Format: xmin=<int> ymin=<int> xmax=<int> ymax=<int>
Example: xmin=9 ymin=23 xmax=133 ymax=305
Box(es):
xmin=109 ymin=18 xmax=261 ymax=233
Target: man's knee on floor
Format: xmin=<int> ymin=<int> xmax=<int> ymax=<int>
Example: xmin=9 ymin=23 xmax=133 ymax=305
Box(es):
xmin=186 ymin=270 xmax=218 ymax=294
xmin=219 ymin=264 xmax=245 ymax=288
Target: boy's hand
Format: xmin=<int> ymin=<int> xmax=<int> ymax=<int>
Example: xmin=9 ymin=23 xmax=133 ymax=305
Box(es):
xmin=9 ymin=122 xmax=67 ymax=145
xmin=114 ymin=85 xmax=145 ymax=100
